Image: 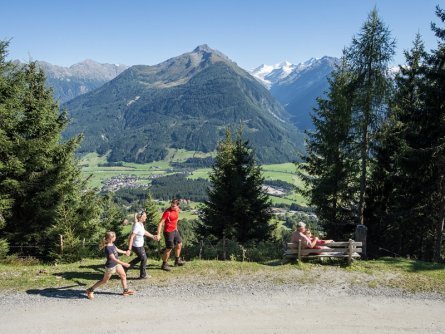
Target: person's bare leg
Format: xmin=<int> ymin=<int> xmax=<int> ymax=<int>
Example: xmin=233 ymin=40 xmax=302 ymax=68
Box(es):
xmin=117 ymin=265 xmax=134 ymax=295
xmin=162 ymin=248 xmax=172 ymax=271
xmin=174 ymin=243 xmax=182 ymax=258
xmin=174 ymin=243 xmax=185 ymax=266
xmin=86 ymin=272 xmax=112 ymax=299
xmin=116 ymin=265 xmax=128 ymax=290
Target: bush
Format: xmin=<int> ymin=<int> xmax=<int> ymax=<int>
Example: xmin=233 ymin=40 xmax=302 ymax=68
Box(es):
xmin=244 ymin=241 xmax=284 ymax=262
xmin=50 ymin=232 xmax=97 ymax=263
xmin=0 ymin=254 xmax=40 ymax=265
xmin=183 ymin=239 xmax=284 ymax=263
xmin=0 ymin=239 xmax=10 ymax=259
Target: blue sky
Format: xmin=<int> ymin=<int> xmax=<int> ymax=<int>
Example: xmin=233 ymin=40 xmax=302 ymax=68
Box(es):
xmin=1 ymin=0 xmax=443 ymax=70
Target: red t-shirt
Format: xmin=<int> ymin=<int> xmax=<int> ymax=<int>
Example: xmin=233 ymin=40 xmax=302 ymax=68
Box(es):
xmin=162 ymin=208 xmax=179 ymax=232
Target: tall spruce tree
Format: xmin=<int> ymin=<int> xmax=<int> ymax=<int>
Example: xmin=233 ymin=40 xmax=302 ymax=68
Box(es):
xmin=345 ymin=8 xmax=395 ymax=226
xmin=0 ymin=40 xmax=19 ymax=256
xmin=99 ymin=193 xmax=126 ymax=248
xmin=427 ymin=6 xmax=445 ymax=261
xmin=365 ymin=34 xmax=430 ymax=258
xmin=143 ymin=190 xmax=161 ymax=230
xmin=300 ymin=58 xmax=358 ymax=240
xmin=143 ymin=190 xmax=162 ymax=254
xmin=0 ymin=42 xmax=102 ymax=260
xmin=200 ymin=128 xmax=273 ymax=244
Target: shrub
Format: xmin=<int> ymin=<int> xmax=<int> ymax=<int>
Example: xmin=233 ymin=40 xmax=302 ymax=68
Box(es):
xmin=183 ymin=239 xmax=284 ymax=263
xmin=0 ymin=239 xmax=10 ymax=259
xmin=0 ymin=254 xmax=40 ymax=265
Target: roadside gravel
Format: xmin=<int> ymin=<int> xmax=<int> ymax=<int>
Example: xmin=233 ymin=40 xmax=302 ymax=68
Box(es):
xmin=1 ymin=270 xmax=444 ymax=333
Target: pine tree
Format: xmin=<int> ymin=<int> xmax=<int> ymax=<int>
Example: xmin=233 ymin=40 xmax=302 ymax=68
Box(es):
xmin=143 ymin=190 xmax=161 ymax=231
xmin=0 ymin=41 xmax=23 ymax=230
xmin=366 ymin=34 xmax=430 ymax=258
xmin=345 ymin=8 xmax=396 ymax=226
xmin=199 ymin=129 xmax=235 ymax=241
xmin=143 ymin=190 xmax=162 ymax=251
xmin=0 ymin=42 xmax=103 ymax=260
xmin=300 ymin=58 xmax=358 ymax=240
xmin=99 ymin=193 xmax=126 ymax=248
xmin=427 ymin=6 xmax=445 ymax=261
xmin=200 ymin=128 xmax=273 ymax=244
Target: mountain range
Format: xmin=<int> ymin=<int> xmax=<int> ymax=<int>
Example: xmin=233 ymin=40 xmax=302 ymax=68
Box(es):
xmin=24 ymin=47 xmax=338 ymax=163
xmin=250 ymin=57 xmax=338 ymax=129
xmin=14 ymin=59 xmax=128 ymax=103
xmin=62 ymin=45 xmax=306 ymax=164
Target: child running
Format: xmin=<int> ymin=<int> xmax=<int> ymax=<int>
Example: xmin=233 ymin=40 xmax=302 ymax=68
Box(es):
xmin=85 ymin=231 xmax=134 ymax=300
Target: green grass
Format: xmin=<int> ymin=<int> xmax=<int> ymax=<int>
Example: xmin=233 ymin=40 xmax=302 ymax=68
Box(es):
xmin=1 ymin=257 xmax=445 ymax=294
xmin=188 ymin=168 xmax=211 ymax=180
xmin=180 ymin=210 xmax=199 ymax=220
xmin=165 ymin=148 xmax=215 ymax=162
xmin=80 ymin=152 xmax=172 ymax=188
xmin=349 ymin=257 xmax=445 ymax=293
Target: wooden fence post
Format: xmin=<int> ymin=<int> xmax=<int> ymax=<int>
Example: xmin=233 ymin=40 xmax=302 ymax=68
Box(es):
xmin=222 ymin=232 xmax=226 ymax=261
xmin=355 ymin=224 xmax=367 ymax=259
xmin=59 ymin=234 xmax=64 ymax=255
xmin=240 ymin=245 xmax=246 ymax=262
xmin=298 ymin=240 xmax=302 ymax=262
xmin=199 ymin=240 xmax=203 ymax=259
xmin=348 ymin=239 xmax=353 ymax=265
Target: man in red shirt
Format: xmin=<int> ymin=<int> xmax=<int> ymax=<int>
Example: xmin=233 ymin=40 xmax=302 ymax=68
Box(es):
xmin=156 ymin=199 xmax=186 ymax=271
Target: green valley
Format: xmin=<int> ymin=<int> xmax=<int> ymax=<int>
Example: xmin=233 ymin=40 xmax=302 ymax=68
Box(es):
xmin=80 ymin=151 xmax=307 ymax=208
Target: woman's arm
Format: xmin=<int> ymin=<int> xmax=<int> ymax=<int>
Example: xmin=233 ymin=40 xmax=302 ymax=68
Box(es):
xmin=128 ymin=233 xmax=136 ymax=252
xmin=144 ymin=230 xmax=155 ymax=240
xmin=310 ymin=237 xmax=319 ymax=248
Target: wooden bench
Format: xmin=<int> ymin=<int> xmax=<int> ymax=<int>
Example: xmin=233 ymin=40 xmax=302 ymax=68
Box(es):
xmin=284 ymin=239 xmax=362 ymax=265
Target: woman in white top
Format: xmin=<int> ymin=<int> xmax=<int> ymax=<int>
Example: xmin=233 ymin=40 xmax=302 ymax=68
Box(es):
xmin=127 ymin=210 xmax=158 ymax=279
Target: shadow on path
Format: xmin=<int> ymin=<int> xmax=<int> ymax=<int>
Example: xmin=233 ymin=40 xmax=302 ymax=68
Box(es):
xmin=53 ymin=271 xmax=104 ymax=282
xmin=26 ymin=284 xmax=86 ymax=299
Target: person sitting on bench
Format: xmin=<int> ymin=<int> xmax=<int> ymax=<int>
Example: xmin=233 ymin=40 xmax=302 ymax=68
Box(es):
xmin=304 ymin=229 xmax=334 ymax=245
xmin=290 ymin=222 xmax=319 ymax=248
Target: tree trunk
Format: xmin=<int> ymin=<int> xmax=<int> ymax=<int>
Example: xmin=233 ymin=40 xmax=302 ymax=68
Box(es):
xmin=358 ymin=112 xmax=370 ymax=226
xmin=433 ymin=176 xmax=445 ymax=262
xmin=358 ymin=58 xmax=372 ymax=227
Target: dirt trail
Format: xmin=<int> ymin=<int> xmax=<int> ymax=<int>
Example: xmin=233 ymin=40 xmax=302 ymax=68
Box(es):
xmin=1 ymin=286 xmax=444 ymax=333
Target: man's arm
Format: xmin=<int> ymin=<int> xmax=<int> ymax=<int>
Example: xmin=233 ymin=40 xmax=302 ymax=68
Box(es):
xmin=156 ymin=218 xmax=166 ymax=239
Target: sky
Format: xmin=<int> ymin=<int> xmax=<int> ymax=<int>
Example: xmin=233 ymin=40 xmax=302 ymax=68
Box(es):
xmin=1 ymin=0 xmax=443 ymax=70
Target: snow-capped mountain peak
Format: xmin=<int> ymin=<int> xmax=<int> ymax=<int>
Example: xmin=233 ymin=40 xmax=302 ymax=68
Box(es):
xmin=250 ymin=60 xmax=296 ymax=88
xmin=250 ymin=57 xmax=338 ymax=89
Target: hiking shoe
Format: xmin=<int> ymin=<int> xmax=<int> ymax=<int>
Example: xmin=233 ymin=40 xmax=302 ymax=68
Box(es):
xmin=138 ymin=275 xmax=152 ymax=279
xmin=86 ymin=289 xmax=94 ymax=300
xmin=161 ymin=262 xmax=171 ymax=272
xmin=122 ymin=289 xmax=135 ymax=296
xmin=174 ymin=258 xmax=186 ymax=267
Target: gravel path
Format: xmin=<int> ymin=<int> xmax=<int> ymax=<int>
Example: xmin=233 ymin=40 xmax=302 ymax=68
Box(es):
xmin=1 ymin=279 xmax=444 ymax=334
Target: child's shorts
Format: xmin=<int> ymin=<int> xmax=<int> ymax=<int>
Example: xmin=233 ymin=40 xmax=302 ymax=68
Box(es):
xmin=105 ymin=264 xmax=122 ymax=274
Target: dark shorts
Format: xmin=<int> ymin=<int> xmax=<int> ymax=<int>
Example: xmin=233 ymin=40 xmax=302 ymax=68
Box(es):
xmin=163 ymin=230 xmax=182 ymax=249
